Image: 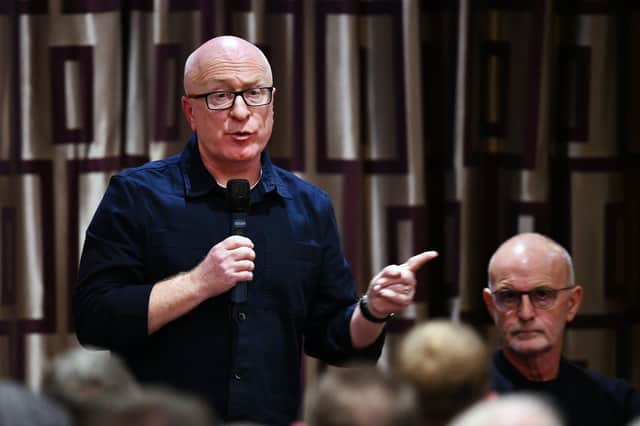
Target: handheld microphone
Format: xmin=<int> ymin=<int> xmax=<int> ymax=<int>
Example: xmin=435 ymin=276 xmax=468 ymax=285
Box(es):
xmin=227 ymin=179 xmax=251 ymax=304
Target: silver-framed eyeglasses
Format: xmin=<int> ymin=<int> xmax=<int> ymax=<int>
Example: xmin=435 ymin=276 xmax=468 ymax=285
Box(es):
xmin=489 ymin=286 xmax=575 ymax=311
xmin=189 ymin=87 xmax=274 ymax=110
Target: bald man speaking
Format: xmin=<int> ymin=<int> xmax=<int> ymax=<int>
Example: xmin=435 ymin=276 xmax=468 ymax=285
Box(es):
xmin=73 ymin=36 xmax=436 ymax=425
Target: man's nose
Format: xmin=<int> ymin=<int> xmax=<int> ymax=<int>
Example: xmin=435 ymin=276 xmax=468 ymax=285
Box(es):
xmin=229 ymin=94 xmax=250 ymax=119
xmin=517 ymin=294 xmax=535 ymax=320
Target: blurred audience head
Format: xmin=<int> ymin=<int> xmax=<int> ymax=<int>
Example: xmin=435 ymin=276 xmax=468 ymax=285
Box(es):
xmin=86 ymin=385 xmax=218 ymax=426
xmin=394 ymin=319 xmax=490 ymax=425
xmin=449 ymin=393 xmax=564 ymax=426
xmin=0 ymin=379 xmax=71 ymax=426
xmin=627 ymin=416 xmax=640 ymax=426
xmin=41 ymin=346 xmax=139 ymax=423
xmin=304 ymin=364 xmax=416 ymax=426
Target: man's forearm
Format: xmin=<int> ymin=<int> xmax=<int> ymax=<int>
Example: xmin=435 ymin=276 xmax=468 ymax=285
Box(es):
xmin=148 ymin=272 xmax=208 ymax=334
xmin=349 ymin=304 xmax=386 ymax=349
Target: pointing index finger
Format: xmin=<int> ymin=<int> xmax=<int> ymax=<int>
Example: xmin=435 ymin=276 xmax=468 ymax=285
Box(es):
xmin=403 ymin=251 xmax=438 ymax=273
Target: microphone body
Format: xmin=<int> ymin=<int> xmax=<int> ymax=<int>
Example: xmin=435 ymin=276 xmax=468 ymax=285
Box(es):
xmin=227 ymin=179 xmax=251 ymax=304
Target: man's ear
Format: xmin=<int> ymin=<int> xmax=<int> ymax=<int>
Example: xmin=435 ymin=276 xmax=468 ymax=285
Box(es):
xmin=482 ymin=288 xmax=496 ymax=318
xmin=566 ymin=285 xmax=583 ymax=322
xmin=181 ymin=96 xmax=197 ymax=131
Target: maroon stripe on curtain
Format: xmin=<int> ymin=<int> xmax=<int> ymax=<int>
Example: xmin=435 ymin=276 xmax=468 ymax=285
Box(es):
xmin=0 ymin=0 xmax=47 ymax=14
xmin=338 ymin=162 xmax=362 ymax=288
xmin=556 ymin=46 xmax=591 ymax=143
xmin=480 ymin=41 xmax=510 ymax=139
xmin=8 ymin=0 xmax=21 ymax=170
xmin=487 ymin=0 xmax=535 ymax=11
xmin=605 ymin=202 xmax=625 ymax=299
xmin=266 ymin=0 xmax=297 ymax=13
xmin=1 ymin=208 xmax=17 ymax=305
xmin=128 ymin=0 xmax=153 ymax=10
xmin=61 ymin=0 xmax=121 ymax=13
xmin=316 ymin=0 xmax=359 ymax=15
xmin=154 ymin=44 xmax=182 ymax=142
xmin=555 ymin=0 xmax=619 ymax=15
xmin=443 ymin=202 xmax=461 ymax=299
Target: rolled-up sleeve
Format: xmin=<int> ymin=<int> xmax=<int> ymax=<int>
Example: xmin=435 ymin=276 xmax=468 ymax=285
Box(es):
xmin=302 ymin=195 xmax=384 ymax=364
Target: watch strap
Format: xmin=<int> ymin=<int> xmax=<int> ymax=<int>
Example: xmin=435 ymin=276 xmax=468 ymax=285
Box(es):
xmin=359 ymin=295 xmax=394 ymax=323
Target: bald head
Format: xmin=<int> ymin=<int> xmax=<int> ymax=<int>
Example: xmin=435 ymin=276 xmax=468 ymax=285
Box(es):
xmin=488 ymin=233 xmax=575 ymax=289
xmin=450 ymin=393 xmax=564 ymax=426
xmin=183 ymin=36 xmax=273 ymax=95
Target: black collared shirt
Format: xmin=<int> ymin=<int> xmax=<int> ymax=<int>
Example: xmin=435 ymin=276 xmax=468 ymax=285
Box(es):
xmin=73 ymin=134 xmax=384 ymax=425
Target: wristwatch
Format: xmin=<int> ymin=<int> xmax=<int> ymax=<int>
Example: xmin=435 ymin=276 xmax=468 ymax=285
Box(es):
xmin=359 ymin=295 xmax=394 ymax=323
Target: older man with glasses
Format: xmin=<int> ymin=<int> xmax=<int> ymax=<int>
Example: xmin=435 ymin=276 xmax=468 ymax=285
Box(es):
xmin=483 ymin=232 xmax=640 ymax=426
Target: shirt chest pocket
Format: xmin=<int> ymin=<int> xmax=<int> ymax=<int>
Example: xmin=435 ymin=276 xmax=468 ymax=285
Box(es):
xmin=146 ymin=231 xmax=213 ymax=282
xmin=260 ymin=241 xmax=322 ymax=314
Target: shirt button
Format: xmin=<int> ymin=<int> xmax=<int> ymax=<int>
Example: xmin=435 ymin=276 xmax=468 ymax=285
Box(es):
xmin=238 ymin=312 xmax=247 ymax=321
xmin=233 ymin=372 xmax=242 ymax=380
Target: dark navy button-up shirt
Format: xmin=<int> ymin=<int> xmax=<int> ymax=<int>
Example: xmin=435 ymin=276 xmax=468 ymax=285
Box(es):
xmin=73 ymin=135 xmax=384 ymax=425
xmin=492 ymin=350 xmax=640 ymax=426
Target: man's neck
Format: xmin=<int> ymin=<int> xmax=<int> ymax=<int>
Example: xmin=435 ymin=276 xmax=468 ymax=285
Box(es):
xmin=200 ymin=153 xmax=262 ymax=188
xmin=501 ymin=347 xmax=562 ymax=381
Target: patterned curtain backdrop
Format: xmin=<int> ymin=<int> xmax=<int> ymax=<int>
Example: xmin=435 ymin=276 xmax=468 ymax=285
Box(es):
xmin=1 ymin=0 xmax=639 ymax=393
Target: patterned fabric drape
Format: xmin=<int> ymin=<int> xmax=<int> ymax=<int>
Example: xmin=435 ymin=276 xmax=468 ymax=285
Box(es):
xmin=2 ymin=0 xmax=639 ymax=393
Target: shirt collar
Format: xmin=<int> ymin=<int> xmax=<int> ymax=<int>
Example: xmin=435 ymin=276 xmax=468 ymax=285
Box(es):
xmin=180 ymin=133 xmax=292 ymax=199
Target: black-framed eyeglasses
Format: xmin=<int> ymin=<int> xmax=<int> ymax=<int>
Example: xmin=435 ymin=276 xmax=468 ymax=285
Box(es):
xmin=189 ymin=87 xmax=274 ymax=110
xmin=489 ymin=286 xmax=575 ymax=312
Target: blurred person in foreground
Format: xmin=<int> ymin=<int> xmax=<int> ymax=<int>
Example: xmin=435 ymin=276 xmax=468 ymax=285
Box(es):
xmin=72 ymin=34 xmax=437 ymax=425
xmin=449 ymin=392 xmax=564 ymax=426
xmin=303 ymin=364 xmax=417 ymax=426
xmin=394 ymin=319 xmax=491 ymax=425
xmin=0 ymin=380 xmax=71 ymax=426
xmin=41 ymin=346 xmax=139 ymax=425
xmin=483 ymin=232 xmax=640 ymax=426
xmin=85 ymin=385 xmax=218 ymax=426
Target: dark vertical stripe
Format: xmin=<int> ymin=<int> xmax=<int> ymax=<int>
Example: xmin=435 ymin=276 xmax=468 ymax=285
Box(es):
xmin=121 ymin=2 xmax=130 ymax=156
xmin=10 ymin=0 xmax=20 ymax=172
xmin=1 ymin=208 xmax=16 ymax=305
xmin=523 ymin=0 xmax=546 ymax=168
xmin=67 ymin=161 xmax=80 ymax=332
xmin=617 ymin=6 xmax=631 ymax=383
xmin=199 ymin=0 xmax=214 ymax=42
xmin=40 ymin=162 xmax=56 ymax=333
xmin=8 ymin=0 xmax=21 ymax=382
xmin=292 ymin=0 xmax=305 ymax=171
xmin=341 ymin=163 xmax=362 ymax=288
